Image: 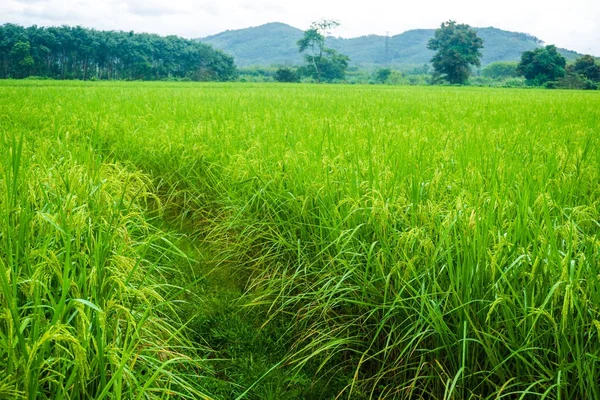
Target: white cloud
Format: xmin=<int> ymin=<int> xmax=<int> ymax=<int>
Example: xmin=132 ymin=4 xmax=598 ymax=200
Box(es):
xmin=1 ymin=0 xmax=599 ymax=55
xmin=124 ymin=0 xmax=187 ymax=17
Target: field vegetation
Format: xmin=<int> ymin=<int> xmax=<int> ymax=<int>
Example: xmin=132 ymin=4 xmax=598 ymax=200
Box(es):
xmin=1 ymin=81 xmax=600 ymax=399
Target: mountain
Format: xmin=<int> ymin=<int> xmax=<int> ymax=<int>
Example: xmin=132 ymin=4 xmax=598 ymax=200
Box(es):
xmin=199 ymin=22 xmax=583 ymax=68
xmin=200 ymin=23 xmax=304 ymax=67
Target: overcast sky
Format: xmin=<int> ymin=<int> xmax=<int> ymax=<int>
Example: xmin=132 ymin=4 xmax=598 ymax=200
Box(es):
xmin=2 ymin=0 xmax=599 ymax=55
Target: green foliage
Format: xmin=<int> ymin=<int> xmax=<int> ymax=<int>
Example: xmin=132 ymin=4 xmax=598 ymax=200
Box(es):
xmin=518 ymin=45 xmax=566 ymax=86
xmin=4 ymin=80 xmax=600 ymax=399
xmin=554 ymin=73 xmax=598 ymax=90
xmin=237 ymin=66 xmax=278 ymax=82
xmin=298 ymin=49 xmax=349 ymax=82
xmin=274 ymin=67 xmax=298 ymax=82
xmin=403 ymin=63 xmax=431 ymax=75
xmin=297 ymin=20 xmax=349 ymax=83
xmin=0 ymin=23 xmax=237 ymax=81
xmin=53 ymin=81 xmax=599 ymax=399
xmin=200 ymin=23 xmax=584 ymax=69
xmin=188 ymin=280 xmax=346 ymax=399
xmin=374 ymin=68 xmax=392 ymax=83
xmin=0 ymin=90 xmax=215 ymax=398
xmin=481 ymin=61 xmax=519 ymax=78
xmin=9 ymin=41 xmax=34 ymax=78
xmin=469 ymin=75 xmax=527 ymax=88
xmin=567 ymin=55 xmax=600 ymax=82
xmin=427 ymin=21 xmax=484 ymax=84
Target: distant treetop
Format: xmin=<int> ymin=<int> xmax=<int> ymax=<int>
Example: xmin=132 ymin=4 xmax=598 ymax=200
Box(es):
xmin=427 ymin=21 xmax=483 ymax=84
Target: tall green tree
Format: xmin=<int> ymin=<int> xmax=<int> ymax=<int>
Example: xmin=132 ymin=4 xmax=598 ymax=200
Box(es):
xmin=10 ymin=41 xmax=34 ymax=78
xmin=517 ymin=45 xmax=566 ymax=86
xmin=427 ymin=21 xmax=483 ymax=84
xmin=567 ymin=55 xmax=600 ymax=82
xmin=297 ymin=20 xmax=349 ymax=83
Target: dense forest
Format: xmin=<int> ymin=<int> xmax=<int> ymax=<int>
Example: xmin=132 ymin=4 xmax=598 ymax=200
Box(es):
xmin=0 ymin=24 xmax=237 ymax=81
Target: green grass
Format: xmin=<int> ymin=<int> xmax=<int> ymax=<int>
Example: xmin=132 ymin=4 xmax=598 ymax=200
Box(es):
xmin=1 ymin=80 xmax=600 ymax=399
xmin=0 ymin=93 xmax=214 ymax=398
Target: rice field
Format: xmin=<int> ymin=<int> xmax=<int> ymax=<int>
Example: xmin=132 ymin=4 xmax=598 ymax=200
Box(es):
xmin=1 ymin=80 xmax=600 ymax=399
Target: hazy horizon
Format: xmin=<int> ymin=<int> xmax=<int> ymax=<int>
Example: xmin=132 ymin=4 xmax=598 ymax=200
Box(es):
xmin=2 ymin=0 xmax=599 ymax=56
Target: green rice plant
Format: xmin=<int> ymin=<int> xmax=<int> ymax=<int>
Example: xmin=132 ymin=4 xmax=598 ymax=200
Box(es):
xmin=0 ymin=97 xmax=213 ymax=399
xmin=2 ymin=81 xmax=600 ymax=399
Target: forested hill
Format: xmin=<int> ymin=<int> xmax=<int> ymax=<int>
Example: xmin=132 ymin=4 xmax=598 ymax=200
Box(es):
xmin=0 ymin=24 xmax=237 ymax=81
xmin=199 ymin=22 xmax=582 ymax=68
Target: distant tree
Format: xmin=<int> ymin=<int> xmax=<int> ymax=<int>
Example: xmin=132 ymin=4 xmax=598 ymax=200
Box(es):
xmin=316 ymin=50 xmax=349 ymax=81
xmin=9 ymin=41 xmax=34 ymax=78
xmin=554 ymin=73 xmax=598 ymax=90
xmin=481 ymin=62 xmax=519 ymax=79
xmin=274 ymin=67 xmax=298 ymax=82
xmin=374 ymin=68 xmax=392 ymax=83
xmin=297 ymin=51 xmax=349 ymax=82
xmin=405 ymin=64 xmax=431 ymax=75
xmin=567 ymin=55 xmax=600 ymax=82
xmin=297 ymin=19 xmax=349 ymax=83
xmin=517 ymin=45 xmax=566 ymax=86
xmin=427 ymin=21 xmax=483 ymax=84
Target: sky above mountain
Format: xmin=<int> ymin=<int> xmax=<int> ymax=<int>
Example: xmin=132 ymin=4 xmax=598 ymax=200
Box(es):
xmin=2 ymin=0 xmax=599 ymax=56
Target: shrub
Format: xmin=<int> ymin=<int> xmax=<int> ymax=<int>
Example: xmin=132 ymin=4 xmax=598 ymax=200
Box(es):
xmin=274 ymin=67 xmax=299 ymax=83
xmin=481 ymin=62 xmax=519 ymax=79
xmin=556 ymin=73 xmax=598 ymax=90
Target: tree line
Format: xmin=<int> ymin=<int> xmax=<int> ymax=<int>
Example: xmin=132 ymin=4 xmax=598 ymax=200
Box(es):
xmin=3 ymin=21 xmax=597 ymax=88
xmin=275 ymin=20 xmax=599 ymax=90
xmin=0 ymin=24 xmax=237 ymax=81
xmin=423 ymin=21 xmax=600 ymax=89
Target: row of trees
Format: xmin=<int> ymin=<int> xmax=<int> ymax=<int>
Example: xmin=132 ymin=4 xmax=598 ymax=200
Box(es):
xmin=0 ymin=24 xmax=237 ymax=81
xmin=5 ymin=21 xmax=595 ymax=87
xmin=425 ymin=21 xmax=600 ymax=89
xmin=281 ymin=19 xmax=599 ymax=89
